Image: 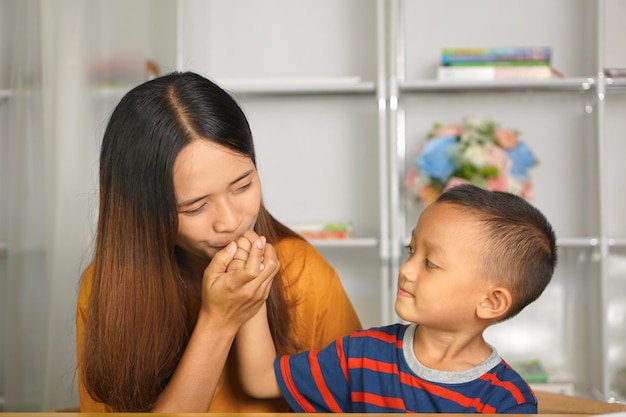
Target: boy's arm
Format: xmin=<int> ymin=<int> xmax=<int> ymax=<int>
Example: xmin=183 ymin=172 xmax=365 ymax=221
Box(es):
xmin=236 ymin=302 xmax=281 ymax=398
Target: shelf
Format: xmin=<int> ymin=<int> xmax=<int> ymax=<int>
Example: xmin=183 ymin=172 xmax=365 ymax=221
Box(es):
xmin=0 ymin=238 xmax=378 ymax=254
xmin=398 ymin=77 xmax=594 ymax=94
xmin=609 ymin=238 xmax=626 ymax=247
xmin=307 ymin=237 xmax=378 ymax=248
xmin=219 ymin=78 xmax=377 ymax=96
xmin=400 ymin=236 xmax=604 ymax=249
xmin=554 ymin=237 xmax=626 ymax=248
xmin=0 ymin=89 xmax=11 ymax=104
xmin=606 ymin=78 xmax=626 ymax=94
xmin=558 ymin=237 xmax=600 ymax=248
xmin=92 ymin=85 xmax=136 ymax=99
xmin=91 ymin=80 xmax=377 ymax=99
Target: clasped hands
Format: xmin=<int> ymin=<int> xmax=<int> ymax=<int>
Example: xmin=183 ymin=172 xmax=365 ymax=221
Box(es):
xmin=201 ymin=230 xmax=279 ymax=328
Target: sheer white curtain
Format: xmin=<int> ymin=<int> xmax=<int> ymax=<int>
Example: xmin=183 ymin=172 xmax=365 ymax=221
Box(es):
xmin=2 ymin=0 xmax=177 ymax=411
xmin=39 ymin=0 xmax=93 ymax=411
xmin=3 ymin=0 xmax=93 ymax=411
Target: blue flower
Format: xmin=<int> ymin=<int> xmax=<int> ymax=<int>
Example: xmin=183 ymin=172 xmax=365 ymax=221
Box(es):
xmin=416 ymin=136 xmax=457 ymax=182
xmin=507 ymin=141 xmax=536 ymax=181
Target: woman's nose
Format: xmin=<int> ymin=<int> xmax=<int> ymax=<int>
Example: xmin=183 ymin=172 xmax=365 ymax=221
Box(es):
xmin=213 ymin=199 xmax=239 ymax=233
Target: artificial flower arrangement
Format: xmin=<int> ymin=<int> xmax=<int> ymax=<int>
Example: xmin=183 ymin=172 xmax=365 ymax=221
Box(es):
xmin=405 ymin=116 xmax=538 ymax=207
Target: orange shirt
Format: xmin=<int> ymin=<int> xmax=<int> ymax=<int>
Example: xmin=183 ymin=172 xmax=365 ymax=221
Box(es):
xmin=76 ymin=237 xmax=362 ymax=412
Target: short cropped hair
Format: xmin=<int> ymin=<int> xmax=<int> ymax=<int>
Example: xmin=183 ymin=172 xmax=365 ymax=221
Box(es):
xmin=436 ymin=184 xmax=557 ymax=320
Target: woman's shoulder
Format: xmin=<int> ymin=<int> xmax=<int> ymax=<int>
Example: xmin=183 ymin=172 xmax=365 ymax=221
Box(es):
xmin=274 ymin=237 xmax=362 ymax=346
xmin=274 ymin=236 xmax=314 ymax=254
xmin=77 ymin=263 xmax=95 ymax=309
xmin=274 ymin=237 xmax=332 ymax=274
xmin=273 ymin=237 xmax=342 ymax=292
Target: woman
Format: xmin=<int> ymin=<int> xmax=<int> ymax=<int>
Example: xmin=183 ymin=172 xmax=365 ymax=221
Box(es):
xmin=76 ymin=71 xmax=361 ymax=412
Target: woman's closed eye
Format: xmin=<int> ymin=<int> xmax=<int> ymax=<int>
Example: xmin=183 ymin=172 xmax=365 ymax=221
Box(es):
xmin=234 ymin=182 xmax=252 ymax=194
xmin=182 ymin=202 xmax=207 ymax=215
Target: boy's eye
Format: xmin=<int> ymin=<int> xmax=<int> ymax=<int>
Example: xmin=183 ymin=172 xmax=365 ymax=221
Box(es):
xmin=405 ymin=244 xmax=415 ymax=258
xmin=425 ymin=258 xmax=437 ymax=269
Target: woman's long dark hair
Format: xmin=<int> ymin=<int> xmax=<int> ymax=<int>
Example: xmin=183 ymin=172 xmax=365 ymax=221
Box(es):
xmin=81 ymin=72 xmax=301 ymax=411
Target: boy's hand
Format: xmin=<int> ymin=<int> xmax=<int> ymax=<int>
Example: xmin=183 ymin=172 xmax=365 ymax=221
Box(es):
xmin=227 ymin=230 xmax=260 ymax=272
xmin=200 ymin=232 xmax=278 ymax=329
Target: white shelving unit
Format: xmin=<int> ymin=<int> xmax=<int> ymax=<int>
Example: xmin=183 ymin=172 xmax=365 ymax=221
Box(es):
xmin=387 ymin=0 xmax=625 ymax=402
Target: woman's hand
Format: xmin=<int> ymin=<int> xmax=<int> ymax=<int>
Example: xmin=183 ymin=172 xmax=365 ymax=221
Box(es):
xmin=153 ymin=232 xmax=279 ymax=412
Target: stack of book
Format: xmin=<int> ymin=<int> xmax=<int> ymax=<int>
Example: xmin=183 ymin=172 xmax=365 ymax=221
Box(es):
xmin=511 ymin=359 xmax=575 ymax=395
xmin=436 ymin=46 xmax=554 ymax=81
xmin=291 ymin=222 xmax=353 ymax=240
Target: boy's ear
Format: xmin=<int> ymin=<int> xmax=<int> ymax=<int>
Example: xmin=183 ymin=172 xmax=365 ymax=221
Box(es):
xmin=477 ymin=286 xmax=512 ymax=320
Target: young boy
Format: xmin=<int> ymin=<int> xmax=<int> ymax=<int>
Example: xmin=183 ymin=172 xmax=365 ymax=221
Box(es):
xmin=235 ymin=184 xmax=558 ymax=413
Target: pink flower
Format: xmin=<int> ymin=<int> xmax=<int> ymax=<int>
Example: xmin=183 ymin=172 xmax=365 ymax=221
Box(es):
xmin=484 ymin=142 xmax=511 ymax=171
xmin=405 ymin=169 xmax=417 ymax=189
xmin=444 ymin=177 xmax=471 ymax=192
xmin=486 ymin=175 xmax=509 ymax=192
xmin=494 ymin=127 xmax=518 ymax=148
xmin=419 ymin=185 xmax=441 ymax=206
xmin=521 ymin=181 xmax=534 ymax=201
xmin=405 ymin=170 xmax=422 ymax=197
xmin=432 ymin=124 xmax=463 ymax=138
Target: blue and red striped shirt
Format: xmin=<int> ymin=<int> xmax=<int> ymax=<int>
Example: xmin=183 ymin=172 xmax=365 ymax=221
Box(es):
xmin=275 ymin=323 xmax=537 ymax=413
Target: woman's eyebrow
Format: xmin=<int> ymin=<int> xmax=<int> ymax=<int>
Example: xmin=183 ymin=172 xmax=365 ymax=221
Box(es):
xmin=177 ymin=169 xmax=255 ymax=208
xmin=231 ymin=169 xmax=255 ymax=185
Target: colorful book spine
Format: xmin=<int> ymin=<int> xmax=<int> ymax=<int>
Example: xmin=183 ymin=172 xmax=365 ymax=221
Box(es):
xmin=291 ymin=223 xmax=353 ymax=240
xmin=511 ymin=359 xmax=549 ymax=383
xmin=436 ymin=65 xmax=553 ymax=81
xmin=447 ymin=60 xmax=550 ymax=67
xmin=442 ymin=46 xmax=552 ymax=66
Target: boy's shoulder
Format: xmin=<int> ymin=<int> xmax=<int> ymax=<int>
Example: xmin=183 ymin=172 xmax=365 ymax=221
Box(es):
xmin=463 ymin=357 xmax=537 ymax=413
xmin=343 ymin=323 xmax=412 ymax=352
xmin=350 ymin=323 xmax=411 ymax=337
